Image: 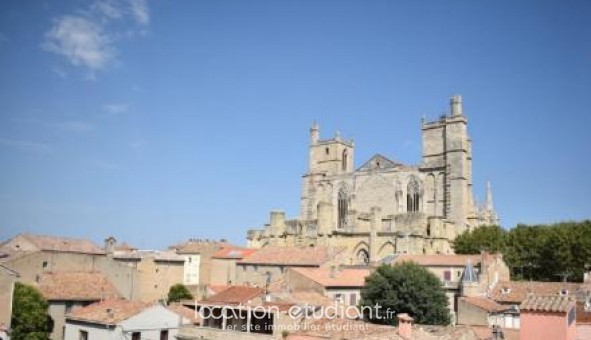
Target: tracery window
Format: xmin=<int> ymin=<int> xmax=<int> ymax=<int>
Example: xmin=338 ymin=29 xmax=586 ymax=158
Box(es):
xmin=407 ymin=177 xmax=420 ymax=212
xmin=338 ymin=188 xmax=348 ymax=228
xmin=357 ymin=249 xmax=369 ymax=265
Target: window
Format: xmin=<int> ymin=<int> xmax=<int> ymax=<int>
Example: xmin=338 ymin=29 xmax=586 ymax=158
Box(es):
xmin=325 ymin=147 xmax=329 ymax=155
xmin=342 ymin=149 xmax=348 ymax=171
xmin=132 ymin=332 xmax=141 ymax=340
xmin=160 ymin=330 xmax=169 ymax=340
xmin=42 ymin=261 xmax=48 ymax=268
xmin=338 ymin=188 xmax=348 ymax=228
xmin=407 ymin=177 xmax=420 ymax=212
xmin=357 ymin=249 xmax=369 ymax=265
xmin=350 ymin=293 xmax=357 ymax=305
xmin=443 ymin=270 xmax=451 ymax=281
xmin=79 ymin=330 xmax=88 ymax=340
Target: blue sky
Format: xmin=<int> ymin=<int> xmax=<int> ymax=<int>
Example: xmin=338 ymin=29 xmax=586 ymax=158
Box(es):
xmin=1 ymin=0 xmax=590 ymax=249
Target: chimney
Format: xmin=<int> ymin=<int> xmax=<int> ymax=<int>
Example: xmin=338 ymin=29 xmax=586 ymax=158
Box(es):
xmin=104 ymin=236 xmax=117 ymax=254
xmin=397 ymin=313 xmax=413 ymax=339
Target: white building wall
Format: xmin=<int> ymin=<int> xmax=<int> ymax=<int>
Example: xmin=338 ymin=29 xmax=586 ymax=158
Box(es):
xmin=64 ymin=305 xmax=188 ymax=340
xmin=183 ymin=255 xmax=201 ymax=285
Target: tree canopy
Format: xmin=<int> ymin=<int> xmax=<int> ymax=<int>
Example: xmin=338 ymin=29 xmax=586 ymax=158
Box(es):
xmin=360 ymin=263 xmax=450 ymax=326
xmin=167 ymin=283 xmax=194 ymax=303
xmin=10 ymin=282 xmax=53 ymax=340
xmin=452 ymin=221 xmax=591 ymax=282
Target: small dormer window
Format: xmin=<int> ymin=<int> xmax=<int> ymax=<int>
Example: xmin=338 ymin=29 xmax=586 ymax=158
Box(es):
xmin=559 ymin=288 xmax=569 ymax=296
xmin=501 ymin=287 xmax=511 ymax=294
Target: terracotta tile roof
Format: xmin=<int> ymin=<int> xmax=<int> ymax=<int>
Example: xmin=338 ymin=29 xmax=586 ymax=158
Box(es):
xmin=113 ymin=250 xmax=184 ymax=262
xmin=490 ymin=281 xmax=584 ymax=304
xmin=66 ymin=299 xmax=151 ymax=325
xmin=290 ymin=267 xmax=371 ymax=288
xmin=390 ymin=254 xmax=483 ymax=267
xmin=238 ymin=246 xmax=342 ymax=266
xmin=20 ymin=233 xmax=105 ymax=254
xmin=38 ymin=271 xmax=120 ymax=301
xmin=460 ymin=297 xmax=505 ymax=312
xmin=520 ymin=294 xmax=575 ymax=313
xmin=114 ymin=242 xmax=136 ymax=252
xmin=201 ymin=286 xmax=263 ymax=305
xmin=172 ymin=240 xmax=231 ymax=254
xmin=168 ymin=303 xmax=200 ymax=324
xmin=212 ymin=247 xmax=257 ymax=259
xmin=206 ymin=285 xmax=231 ymax=296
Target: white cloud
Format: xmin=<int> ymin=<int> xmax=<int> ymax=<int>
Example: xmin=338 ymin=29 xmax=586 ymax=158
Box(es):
xmin=42 ymin=1 xmax=151 ymax=75
xmin=42 ymin=16 xmax=115 ymax=71
xmin=92 ymin=0 xmax=124 ymax=20
xmin=103 ymin=103 xmax=129 ymax=115
xmin=0 ymin=138 xmax=52 ymax=152
xmin=130 ymin=0 xmax=150 ymax=25
xmin=53 ymin=121 xmax=95 ymax=133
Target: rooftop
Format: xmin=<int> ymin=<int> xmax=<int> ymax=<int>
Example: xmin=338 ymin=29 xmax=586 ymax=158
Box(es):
xmin=6 ymin=233 xmax=105 ymax=255
xmin=172 ymin=239 xmax=230 ymax=254
xmin=490 ymin=281 xmax=586 ymax=304
xmin=520 ymin=294 xmax=575 ymax=313
xmin=290 ymin=267 xmax=371 ymax=288
xmin=212 ymin=247 xmax=257 ymax=259
xmin=201 ymin=286 xmax=263 ymax=305
xmin=460 ymin=297 xmax=506 ymax=313
xmin=238 ymin=246 xmax=342 ymax=266
xmin=38 ymin=271 xmax=120 ymax=301
xmin=66 ymin=299 xmax=152 ymax=325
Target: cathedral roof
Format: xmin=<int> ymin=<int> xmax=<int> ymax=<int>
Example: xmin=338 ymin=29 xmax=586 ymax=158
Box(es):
xmin=357 ymin=154 xmax=401 ymax=172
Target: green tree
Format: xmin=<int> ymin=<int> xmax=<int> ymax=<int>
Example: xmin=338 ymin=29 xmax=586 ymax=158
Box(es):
xmin=167 ymin=283 xmax=193 ymax=303
xmin=452 ymin=225 xmax=507 ymax=254
xmin=360 ymin=263 xmax=450 ymax=326
xmin=10 ymin=282 xmax=53 ymax=340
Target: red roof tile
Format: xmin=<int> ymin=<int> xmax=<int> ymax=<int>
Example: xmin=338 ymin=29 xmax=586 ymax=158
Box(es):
xmin=520 ymin=294 xmax=575 ymax=313
xmin=201 ymin=286 xmax=263 ymax=305
xmin=212 ymin=247 xmax=257 ymax=259
xmin=20 ymin=234 xmax=105 ymax=254
xmin=66 ymin=300 xmax=151 ymax=324
xmin=290 ymin=267 xmax=371 ymax=288
xmin=238 ymin=246 xmax=342 ymax=266
xmin=460 ymin=297 xmax=505 ymax=312
xmin=490 ymin=281 xmax=584 ymax=304
xmin=38 ymin=271 xmax=120 ymax=301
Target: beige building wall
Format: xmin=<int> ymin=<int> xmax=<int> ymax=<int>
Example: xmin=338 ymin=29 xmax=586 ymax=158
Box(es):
xmin=210 ymin=258 xmax=239 ymax=286
xmin=2 ymin=251 xmax=141 ymax=300
xmin=134 ymin=258 xmax=185 ymax=302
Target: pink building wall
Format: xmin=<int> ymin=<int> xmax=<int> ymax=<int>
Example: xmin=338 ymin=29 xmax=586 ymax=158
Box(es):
xmin=520 ymin=310 xmax=576 ymax=340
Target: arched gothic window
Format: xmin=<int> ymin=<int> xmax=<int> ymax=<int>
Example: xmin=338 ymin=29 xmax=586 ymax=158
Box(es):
xmin=342 ymin=149 xmax=348 ymax=171
xmin=338 ymin=188 xmax=348 ymax=229
xmin=407 ymin=177 xmax=420 ymax=212
xmin=357 ymin=249 xmax=369 ymax=265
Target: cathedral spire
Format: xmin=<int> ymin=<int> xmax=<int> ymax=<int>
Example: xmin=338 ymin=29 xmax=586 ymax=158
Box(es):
xmin=310 ymin=121 xmax=319 ymax=144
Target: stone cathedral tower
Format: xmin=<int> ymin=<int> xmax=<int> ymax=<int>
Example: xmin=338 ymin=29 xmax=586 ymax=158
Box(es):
xmin=247 ymin=96 xmax=498 ymax=264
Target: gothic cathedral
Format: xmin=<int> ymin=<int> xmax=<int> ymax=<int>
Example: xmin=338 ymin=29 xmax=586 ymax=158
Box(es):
xmin=247 ymin=96 xmax=498 ymax=264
